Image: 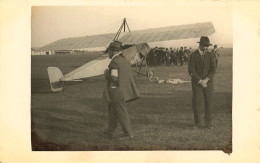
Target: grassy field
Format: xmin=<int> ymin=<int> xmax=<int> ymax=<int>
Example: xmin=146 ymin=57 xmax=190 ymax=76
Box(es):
xmin=31 ymin=48 xmax=232 ymax=152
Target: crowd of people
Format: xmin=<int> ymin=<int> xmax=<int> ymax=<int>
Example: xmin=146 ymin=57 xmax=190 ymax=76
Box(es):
xmin=146 ymin=45 xmax=220 ymax=68
xmin=146 ymin=46 xmax=193 ymax=67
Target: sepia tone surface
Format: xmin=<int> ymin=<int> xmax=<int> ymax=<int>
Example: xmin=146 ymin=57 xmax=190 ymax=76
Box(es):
xmin=31 ymin=6 xmax=232 ymax=151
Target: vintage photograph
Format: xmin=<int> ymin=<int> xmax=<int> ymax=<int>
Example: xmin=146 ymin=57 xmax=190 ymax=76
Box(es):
xmin=31 ymin=6 xmax=232 ymax=151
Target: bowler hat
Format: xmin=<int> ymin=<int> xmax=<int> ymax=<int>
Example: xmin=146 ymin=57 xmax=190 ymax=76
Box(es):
xmin=107 ymin=41 xmax=122 ymax=52
xmin=197 ymin=36 xmax=212 ymax=46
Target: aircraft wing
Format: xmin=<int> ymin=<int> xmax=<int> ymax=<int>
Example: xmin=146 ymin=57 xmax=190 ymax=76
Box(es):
xmin=38 ymin=33 xmax=115 ymax=52
xmin=38 ymin=22 xmax=214 ymax=52
xmin=118 ymin=22 xmax=215 ymax=44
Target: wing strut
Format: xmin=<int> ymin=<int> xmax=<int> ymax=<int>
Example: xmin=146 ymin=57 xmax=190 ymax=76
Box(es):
xmin=113 ymin=18 xmax=131 ymax=41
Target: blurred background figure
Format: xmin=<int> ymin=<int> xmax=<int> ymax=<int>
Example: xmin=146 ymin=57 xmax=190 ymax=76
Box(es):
xmin=212 ymin=44 xmax=220 ymax=67
xmin=165 ymin=48 xmax=171 ymax=66
xmin=178 ymin=47 xmax=184 ymax=66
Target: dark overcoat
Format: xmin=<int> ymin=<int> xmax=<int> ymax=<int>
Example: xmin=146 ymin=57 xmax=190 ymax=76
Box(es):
xmin=103 ymin=54 xmax=140 ymax=103
xmin=188 ymin=49 xmax=216 ymax=91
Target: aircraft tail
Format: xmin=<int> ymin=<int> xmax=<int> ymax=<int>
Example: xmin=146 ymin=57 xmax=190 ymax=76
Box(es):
xmin=47 ymin=67 xmax=64 ymax=92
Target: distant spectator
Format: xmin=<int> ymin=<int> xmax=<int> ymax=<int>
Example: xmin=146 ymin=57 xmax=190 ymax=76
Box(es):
xmin=212 ymin=44 xmax=220 ymax=67
xmin=178 ymin=47 xmax=184 ymax=66
xmin=165 ymin=48 xmax=171 ymax=66
xmin=169 ymin=48 xmax=175 ymax=65
xmin=183 ymin=47 xmax=189 ymax=65
xmin=173 ymin=48 xmax=178 ymax=65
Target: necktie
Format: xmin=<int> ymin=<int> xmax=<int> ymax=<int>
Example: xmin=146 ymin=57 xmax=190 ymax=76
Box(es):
xmin=201 ymin=53 xmax=204 ymax=63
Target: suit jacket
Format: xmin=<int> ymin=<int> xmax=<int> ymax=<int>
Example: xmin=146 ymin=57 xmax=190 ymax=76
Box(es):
xmin=188 ymin=49 xmax=216 ymax=91
xmin=178 ymin=49 xmax=184 ymax=58
xmin=103 ymin=54 xmax=140 ymax=103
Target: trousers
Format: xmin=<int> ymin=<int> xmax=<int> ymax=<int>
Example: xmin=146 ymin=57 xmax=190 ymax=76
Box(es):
xmin=107 ymin=102 xmax=133 ymax=136
xmin=192 ymin=83 xmax=213 ymax=127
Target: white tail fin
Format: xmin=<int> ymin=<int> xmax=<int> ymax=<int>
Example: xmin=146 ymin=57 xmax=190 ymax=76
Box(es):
xmin=47 ymin=67 xmax=64 ymax=92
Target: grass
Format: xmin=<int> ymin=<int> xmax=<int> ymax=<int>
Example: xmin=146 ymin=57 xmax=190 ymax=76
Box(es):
xmin=31 ymin=48 xmax=232 ymax=152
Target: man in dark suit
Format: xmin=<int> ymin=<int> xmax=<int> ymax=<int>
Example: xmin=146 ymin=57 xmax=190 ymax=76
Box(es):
xmin=165 ymin=48 xmax=170 ymax=66
xmin=103 ymin=41 xmax=140 ymax=139
xmin=188 ymin=36 xmax=216 ymax=129
xmin=178 ymin=47 xmax=184 ymax=66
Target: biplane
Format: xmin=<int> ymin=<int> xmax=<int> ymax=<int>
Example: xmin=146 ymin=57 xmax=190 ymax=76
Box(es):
xmin=42 ymin=18 xmax=215 ymax=92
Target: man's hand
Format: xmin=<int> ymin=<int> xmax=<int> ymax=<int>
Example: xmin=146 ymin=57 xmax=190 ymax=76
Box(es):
xmin=198 ymin=80 xmax=207 ymax=88
xmin=201 ymin=82 xmax=207 ymax=88
xmin=104 ymin=69 xmax=109 ymax=75
xmin=198 ymin=77 xmax=210 ymax=88
xmin=104 ymin=69 xmax=110 ymax=80
xmin=202 ymin=77 xmax=210 ymax=84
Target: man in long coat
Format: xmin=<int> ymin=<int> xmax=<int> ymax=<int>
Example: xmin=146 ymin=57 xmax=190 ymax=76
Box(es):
xmin=188 ymin=36 xmax=216 ymax=129
xmin=103 ymin=41 xmax=140 ymax=139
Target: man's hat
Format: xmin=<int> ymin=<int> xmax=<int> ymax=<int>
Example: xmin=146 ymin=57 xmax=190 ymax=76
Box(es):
xmin=197 ymin=36 xmax=212 ymax=46
xmin=107 ymin=41 xmax=122 ymax=52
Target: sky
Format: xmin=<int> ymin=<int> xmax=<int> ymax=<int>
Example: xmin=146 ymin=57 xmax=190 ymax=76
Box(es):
xmin=31 ymin=6 xmax=233 ymax=48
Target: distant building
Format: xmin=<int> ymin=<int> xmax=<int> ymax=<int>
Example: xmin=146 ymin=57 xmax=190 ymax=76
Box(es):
xmin=31 ymin=48 xmax=46 ymax=55
xmin=31 ymin=47 xmax=56 ymax=55
xmin=55 ymin=50 xmax=73 ymax=55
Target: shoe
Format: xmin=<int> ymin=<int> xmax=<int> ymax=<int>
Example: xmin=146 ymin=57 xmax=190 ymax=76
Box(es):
xmin=119 ymin=134 xmax=134 ymax=140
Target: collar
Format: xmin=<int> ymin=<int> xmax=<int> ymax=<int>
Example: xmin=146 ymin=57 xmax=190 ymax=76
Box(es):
xmin=111 ymin=52 xmax=120 ymax=60
xmin=198 ymin=48 xmax=205 ymax=55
